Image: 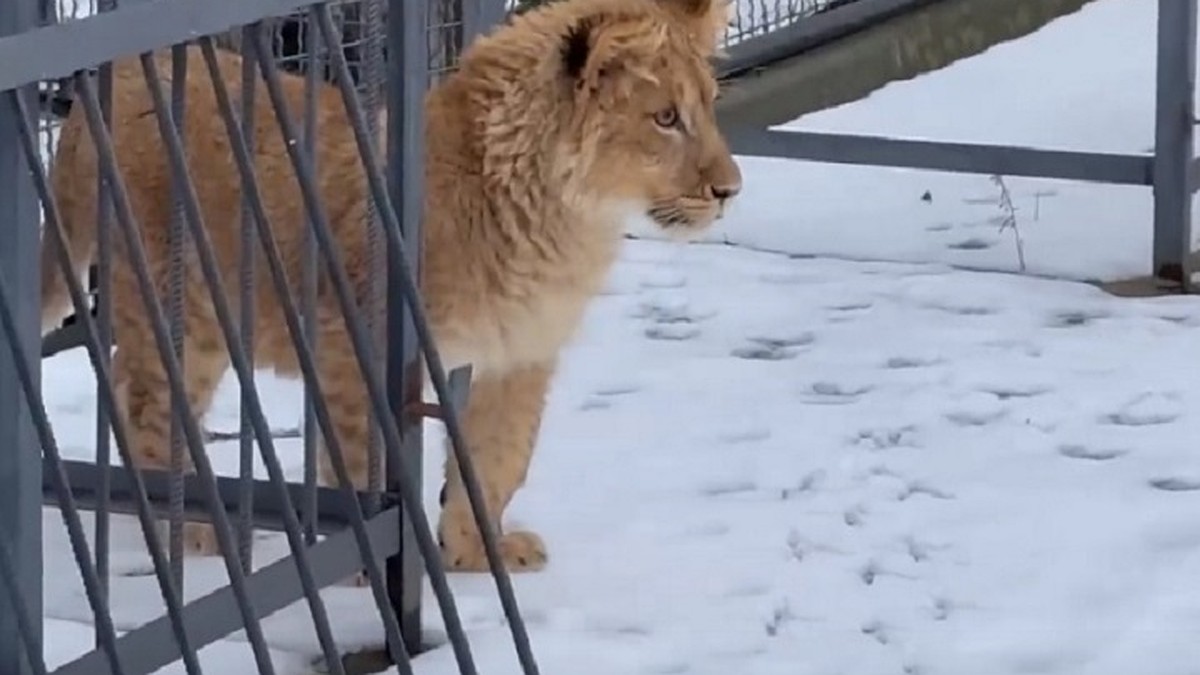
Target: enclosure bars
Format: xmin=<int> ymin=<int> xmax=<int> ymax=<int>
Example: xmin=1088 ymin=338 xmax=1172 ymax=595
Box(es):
xmin=727 ymin=0 xmax=1199 ymax=289
xmin=14 ymin=22 xmax=412 ymax=672
xmin=0 ymin=0 xmax=543 ymax=672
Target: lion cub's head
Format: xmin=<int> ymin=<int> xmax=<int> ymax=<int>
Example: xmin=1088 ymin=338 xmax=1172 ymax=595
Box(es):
xmin=463 ymin=0 xmax=742 ymax=235
xmin=560 ymin=0 xmax=741 ymax=233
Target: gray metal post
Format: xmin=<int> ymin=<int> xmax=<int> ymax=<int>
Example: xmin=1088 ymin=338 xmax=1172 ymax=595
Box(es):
xmin=0 ymin=0 xmax=43 ymax=671
xmin=386 ymin=0 xmax=428 ymax=656
xmin=463 ymin=0 xmax=505 ymax=43
xmin=1153 ymin=0 xmax=1198 ymax=287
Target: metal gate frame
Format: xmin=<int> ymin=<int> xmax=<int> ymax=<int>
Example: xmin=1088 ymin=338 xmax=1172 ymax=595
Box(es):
xmin=0 ymin=0 xmax=540 ymax=673
xmin=724 ymin=0 xmax=1198 ymax=288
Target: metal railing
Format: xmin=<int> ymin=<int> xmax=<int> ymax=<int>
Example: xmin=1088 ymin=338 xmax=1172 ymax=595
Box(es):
xmin=724 ymin=0 xmax=1198 ymax=287
xmin=0 ymin=0 xmax=540 ymax=673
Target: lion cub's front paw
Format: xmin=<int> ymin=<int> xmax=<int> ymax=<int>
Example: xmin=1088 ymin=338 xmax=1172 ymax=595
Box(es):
xmin=441 ymin=529 xmax=548 ymax=573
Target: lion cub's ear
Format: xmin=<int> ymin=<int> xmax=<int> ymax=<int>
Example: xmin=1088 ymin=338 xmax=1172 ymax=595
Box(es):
xmin=656 ymin=0 xmax=732 ymax=54
xmin=661 ymin=0 xmax=715 ymax=16
xmin=561 ymin=16 xmax=664 ymax=94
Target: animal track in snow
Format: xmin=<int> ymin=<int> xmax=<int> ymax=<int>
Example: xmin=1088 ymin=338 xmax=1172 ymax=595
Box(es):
xmin=946 ymin=237 xmax=996 ymax=251
xmin=1102 ymin=392 xmax=1182 ymax=427
xmin=852 ymin=425 xmax=920 ymax=451
xmin=580 ymin=384 xmax=641 ymax=411
xmin=699 ymin=479 xmax=758 ymax=498
xmin=860 ymin=620 xmax=889 ymax=645
xmin=732 ymin=332 xmax=815 ymax=361
xmin=630 ymin=298 xmax=715 ymax=325
xmin=826 ymin=301 xmax=873 ymax=312
xmin=1057 ymin=444 xmax=1127 ymax=461
xmin=1149 ymin=477 xmax=1200 ymax=492
xmin=922 ymin=301 xmax=997 ymax=317
xmin=884 ymin=355 xmax=941 ymax=369
xmin=976 ymin=383 xmax=1052 ymax=400
xmin=780 ymin=470 xmax=826 ymax=500
xmin=1047 ymin=308 xmax=1110 ymax=328
xmin=644 ymin=324 xmax=702 ymax=341
xmin=800 ymin=380 xmax=874 ymax=404
xmin=943 ymin=391 xmax=1007 ymax=427
xmin=897 ymin=481 xmax=955 ymax=501
xmin=731 ymin=345 xmax=798 ymax=361
xmin=944 ymin=408 xmax=1007 ymax=426
xmin=593 ymin=383 xmax=641 ymax=397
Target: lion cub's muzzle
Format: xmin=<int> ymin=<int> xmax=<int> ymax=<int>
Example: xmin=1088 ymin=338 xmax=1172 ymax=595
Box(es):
xmin=649 ymin=156 xmax=743 ymax=231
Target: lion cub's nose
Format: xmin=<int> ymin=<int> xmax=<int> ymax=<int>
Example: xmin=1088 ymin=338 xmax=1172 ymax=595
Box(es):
xmin=711 ymin=181 xmax=741 ymax=202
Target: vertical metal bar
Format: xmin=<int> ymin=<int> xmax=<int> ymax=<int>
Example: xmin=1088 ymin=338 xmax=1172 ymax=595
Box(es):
xmin=0 ymin=0 xmax=41 ymax=672
xmin=386 ymin=0 xmax=427 ymax=654
xmin=1153 ymin=0 xmax=1197 ymax=287
xmin=0 ymin=536 xmax=47 ymax=675
xmin=461 ymin=0 xmax=482 ymax=47
xmin=301 ymin=7 xmax=320 ymax=547
xmin=238 ymin=23 xmax=259 ymax=574
xmin=167 ymin=42 xmax=189 ymax=588
xmin=93 ymin=0 xmax=116 ymax=647
xmin=478 ymin=0 xmax=506 ymax=38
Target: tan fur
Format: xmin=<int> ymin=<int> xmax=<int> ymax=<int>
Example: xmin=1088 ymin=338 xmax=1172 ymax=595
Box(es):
xmin=42 ymin=0 xmax=741 ymax=572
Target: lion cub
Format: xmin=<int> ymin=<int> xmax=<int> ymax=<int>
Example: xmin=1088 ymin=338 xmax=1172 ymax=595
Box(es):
xmin=42 ymin=0 xmax=741 ymax=572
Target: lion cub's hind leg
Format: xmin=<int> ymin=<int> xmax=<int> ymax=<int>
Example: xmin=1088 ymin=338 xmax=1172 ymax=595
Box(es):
xmin=111 ymin=275 xmax=231 ymax=558
xmin=439 ymin=361 xmax=555 ymax=573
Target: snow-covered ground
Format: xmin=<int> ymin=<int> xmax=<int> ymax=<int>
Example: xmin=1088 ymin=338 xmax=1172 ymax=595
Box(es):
xmin=35 ymin=0 xmax=1200 ymax=673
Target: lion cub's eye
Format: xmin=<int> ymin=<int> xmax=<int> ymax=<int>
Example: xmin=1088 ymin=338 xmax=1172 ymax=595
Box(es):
xmin=653 ymin=105 xmax=680 ymax=129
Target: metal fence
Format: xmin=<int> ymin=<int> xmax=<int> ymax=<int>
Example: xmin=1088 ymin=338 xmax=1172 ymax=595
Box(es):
xmin=0 ymin=0 xmax=542 ymax=672
xmin=725 ymin=0 xmax=1198 ymax=288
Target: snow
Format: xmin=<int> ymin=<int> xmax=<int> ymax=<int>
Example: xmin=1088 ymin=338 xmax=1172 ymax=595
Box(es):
xmin=34 ymin=0 xmax=1200 ymax=673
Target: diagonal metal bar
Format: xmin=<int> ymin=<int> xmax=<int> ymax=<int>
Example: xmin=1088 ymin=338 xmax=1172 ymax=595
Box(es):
xmin=92 ymin=0 xmax=116 ymax=645
xmin=315 ymin=8 xmax=541 ymax=673
xmin=9 ymin=86 xmax=205 ymax=675
xmin=301 ymin=6 xmax=322 ymax=548
xmin=237 ymin=22 xmax=258 ymax=575
xmin=195 ymin=34 xmax=412 ymax=668
xmin=137 ymin=50 xmax=351 ymax=675
xmin=73 ymin=70 xmax=279 ymax=675
xmin=52 ymin=506 xmax=404 ymax=675
xmin=166 ymin=39 xmax=189 ymax=598
xmin=246 ymin=26 xmax=485 ymax=673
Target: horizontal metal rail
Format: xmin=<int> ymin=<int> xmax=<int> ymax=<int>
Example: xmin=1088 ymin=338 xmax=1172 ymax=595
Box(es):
xmin=0 ymin=0 xmax=318 ymax=92
xmin=46 ymin=458 xmax=391 ymax=534
xmin=726 ymin=127 xmax=1155 ymax=186
xmin=51 ymin=506 xmax=403 ymax=675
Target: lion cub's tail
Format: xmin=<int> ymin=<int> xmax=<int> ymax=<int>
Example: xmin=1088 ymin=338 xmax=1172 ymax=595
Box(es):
xmin=39 ymin=106 xmax=96 ymax=338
